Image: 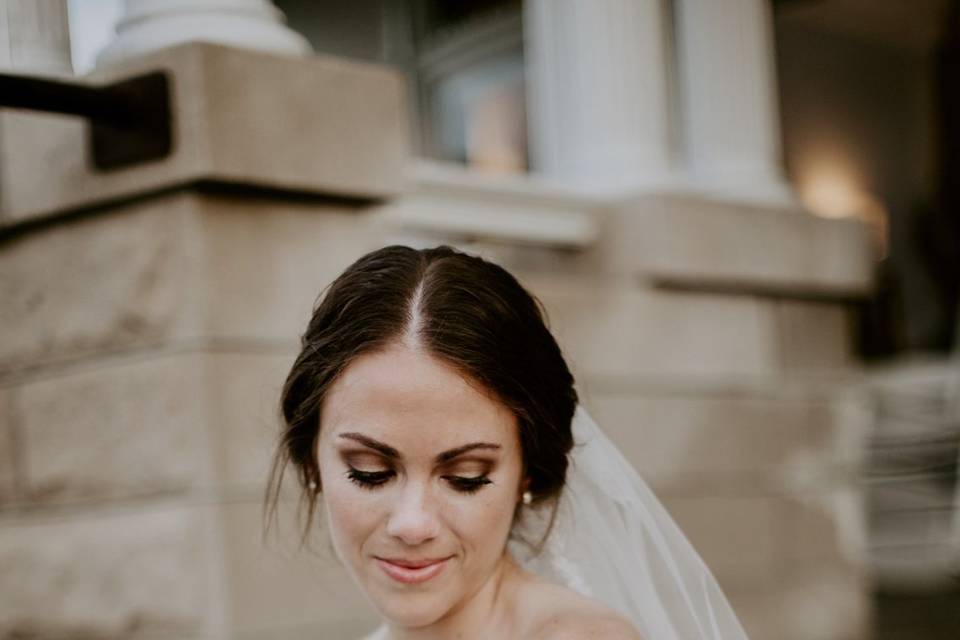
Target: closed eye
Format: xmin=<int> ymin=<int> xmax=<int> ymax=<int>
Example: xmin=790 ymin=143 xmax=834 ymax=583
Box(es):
xmin=443 ymin=475 xmax=492 ymax=494
xmin=345 ymin=468 xmax=492 ymax=494
xmin=346 ymin=468 xmax=394 ymax=489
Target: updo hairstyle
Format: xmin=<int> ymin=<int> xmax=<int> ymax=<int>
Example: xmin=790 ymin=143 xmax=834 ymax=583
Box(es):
xmin=264 ymin=244 xmax=578 ymax=543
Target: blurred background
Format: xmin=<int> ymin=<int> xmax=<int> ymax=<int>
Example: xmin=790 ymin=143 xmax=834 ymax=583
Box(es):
xmin=1 ymin=0 xmax=958 ymax=638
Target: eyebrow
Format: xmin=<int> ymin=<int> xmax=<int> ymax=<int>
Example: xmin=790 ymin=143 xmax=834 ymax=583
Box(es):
xmin=337 ymin=432 xmax=501 ymax=463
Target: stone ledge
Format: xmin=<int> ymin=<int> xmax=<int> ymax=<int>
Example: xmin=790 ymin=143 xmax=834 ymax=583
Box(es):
xmin=601 ymin=193 xmax=875 ymax=298
xmin=0 ymin=42 xmax=407 ymax=224
xmin=371 ymin=172 xmax=874 ymax=300
xmin=375 ymin=159 xmax=602 ymax=248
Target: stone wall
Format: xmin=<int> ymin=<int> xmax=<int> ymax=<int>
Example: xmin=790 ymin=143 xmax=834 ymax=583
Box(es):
xmin=379 ymin=173 xmax=876 ymax=640
xmin=0 ymin=192 xmax=394 ymax=638
xmin=0 ymin=43 xmax=403 ymax=639
xmin=0 ymin=42 xmax=875 ymax=640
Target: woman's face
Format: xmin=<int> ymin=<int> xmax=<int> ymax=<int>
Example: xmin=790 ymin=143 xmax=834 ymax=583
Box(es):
xmin=316 ymin=342 xmax=526 ymax=628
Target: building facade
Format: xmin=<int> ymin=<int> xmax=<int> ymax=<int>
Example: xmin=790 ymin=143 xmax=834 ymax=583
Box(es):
xmin=4 ymin=1 xmax=947 ymax=638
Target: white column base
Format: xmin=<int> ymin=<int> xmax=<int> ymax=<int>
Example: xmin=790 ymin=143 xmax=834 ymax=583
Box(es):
xmin=96 ymin=0 xmax=310 ymax=69
xmin=677 ymin=171 xmax=800 ymax=209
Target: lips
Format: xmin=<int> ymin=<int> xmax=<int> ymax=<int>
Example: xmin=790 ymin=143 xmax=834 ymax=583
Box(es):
xmin=376 ymin=556 xmax=452 ymax=584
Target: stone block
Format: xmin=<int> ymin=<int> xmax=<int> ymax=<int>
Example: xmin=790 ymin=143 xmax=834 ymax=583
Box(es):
xmin=1 ymin=42 xmax=406 ymax=224
xmin=778 ymin=564 xmax=873 ymax=640
xmin=658 ymin=494 xmax=783 ymax=592
xmin=600 ymin=193 xmax=874 ymax=298
xmin=220 ymin=499 xmax=378 ymax=638
xmin=0 ymin=191 xmax=383 ymax=373
xmin=781 ymin=489 xmax=868 ymax=571
xmin=525 ymin=276 xmax=778 ymax=379
xmin=730 ymin=578 xmax=871 ymax=640
xmin=13 ymin=344 xmax=316 ymax=501
xmin=200 ymin=47 xmax=406 ymax=198
xmin=775 ymin=300 xmax=855 ymax=371
xmin=585 ymin=388 xmax=870 ymax=596
xmin=0 ymin=193 xmax=200 ymax=374
xmin=16 ymin=352 xmax=211 ymax=504
xmin=727 ymin=591 xmax=786 ymax=640
xmin=190 ymin=194 xmax=384 ymax=342
xmin=724 ymin=591 xmax=790 ymax=640
xmin=583 ymin=392 xmax=860 ymax=489
xmin=0 ymin=504 xmax=218 ymax=639
xmin=204 ymin=350 xmax=297 ymax=489
xmin=0 ymin=387 xmax=17 ymax=503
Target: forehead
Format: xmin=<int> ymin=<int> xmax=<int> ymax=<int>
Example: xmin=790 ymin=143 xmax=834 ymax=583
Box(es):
xmin=319 ymin=344 xmax=518 ymax=451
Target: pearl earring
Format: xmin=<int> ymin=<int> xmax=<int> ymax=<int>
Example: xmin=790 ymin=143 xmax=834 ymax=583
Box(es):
xmin=522 ymin=490 xmax=532 ymax=505
xmin=308 ymin=479 xmax=318 ymax=492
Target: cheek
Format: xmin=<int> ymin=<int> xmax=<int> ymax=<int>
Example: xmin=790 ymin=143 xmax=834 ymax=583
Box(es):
xmin=321 ymin=480 xmax=379 ymax=561
xmin=452 ymin=462 xmax=524 ymax=549
xmin=447 ymin=487 xmax=518 ymax=560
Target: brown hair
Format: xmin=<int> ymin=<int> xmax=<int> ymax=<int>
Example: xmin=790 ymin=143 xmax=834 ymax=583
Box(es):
xmin=264 ymin=244 xmax=577 ymax=545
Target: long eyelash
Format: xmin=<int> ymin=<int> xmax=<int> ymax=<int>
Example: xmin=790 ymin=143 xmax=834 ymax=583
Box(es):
xmin=346 ymin=468 xmax=394 ymax=490
xmin=345 ymin=469 xmax=492 ymax=494
xmin=444 ymin=475 xmax=492 ymax=494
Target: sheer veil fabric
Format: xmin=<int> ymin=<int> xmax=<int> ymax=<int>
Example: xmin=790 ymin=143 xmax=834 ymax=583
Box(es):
xmin=509 ymin=404 xmax=750 ymax=639
xmin=361 ymin=404 xmax=750 ymax=639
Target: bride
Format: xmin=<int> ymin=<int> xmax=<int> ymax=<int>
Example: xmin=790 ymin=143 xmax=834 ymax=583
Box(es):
xmin=265 ymin=245 xmax=749 ymax=639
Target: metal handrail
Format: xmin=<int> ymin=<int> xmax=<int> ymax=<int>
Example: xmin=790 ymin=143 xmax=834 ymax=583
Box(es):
xmin=0 ymin=70 xmax=172 ymax=170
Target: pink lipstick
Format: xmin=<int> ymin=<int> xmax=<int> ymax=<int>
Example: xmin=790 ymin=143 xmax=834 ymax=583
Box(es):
xmin=376 ymin=557 xmax=451 ymax=584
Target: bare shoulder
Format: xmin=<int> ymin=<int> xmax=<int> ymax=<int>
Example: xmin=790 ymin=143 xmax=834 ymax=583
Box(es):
xmin=533 ymin=610 xmax=643 ymax=640
xmin=518 ymin=577 xmax=644 ymax=640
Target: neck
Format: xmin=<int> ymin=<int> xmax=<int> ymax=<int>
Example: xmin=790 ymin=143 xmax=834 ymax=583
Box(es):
xmin=386 ymin=552 xmax=523 ymax=640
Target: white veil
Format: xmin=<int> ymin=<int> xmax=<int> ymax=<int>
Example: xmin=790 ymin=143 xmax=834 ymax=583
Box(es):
xmin=508 ymin=404 xmax=750 ymax=639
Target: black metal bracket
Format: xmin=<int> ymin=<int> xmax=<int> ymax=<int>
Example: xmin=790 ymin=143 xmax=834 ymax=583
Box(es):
xmin=0 ymin=71 xmax=172 ymax=171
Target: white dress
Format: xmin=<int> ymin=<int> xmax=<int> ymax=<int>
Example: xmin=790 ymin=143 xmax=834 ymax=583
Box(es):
xmin=360 ymin=625 xmax=388 ymax=640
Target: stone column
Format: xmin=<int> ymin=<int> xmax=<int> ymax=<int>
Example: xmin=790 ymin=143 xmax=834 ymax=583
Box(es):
xmin=523 ymin=0 xmax=676 ymax=193
xmin=674 ymin=0 xmax=794 ymax=205
xmin=0 ymin=0 xmax=72 ymax=74
xmin=95 ymin=0 xmax=311 ymax=69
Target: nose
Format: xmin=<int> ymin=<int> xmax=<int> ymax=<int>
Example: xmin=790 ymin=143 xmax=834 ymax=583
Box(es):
xmin=385 ymin=479 xmax=441 ymax=546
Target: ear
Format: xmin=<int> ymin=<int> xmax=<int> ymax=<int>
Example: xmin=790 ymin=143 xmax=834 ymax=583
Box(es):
xmin=517 ymin=476 xmax=531 ymax=503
